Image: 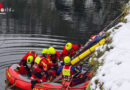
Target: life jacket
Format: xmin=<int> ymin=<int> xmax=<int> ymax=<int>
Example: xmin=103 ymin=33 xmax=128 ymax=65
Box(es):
xmin=19 ymin=51 xmax=38 ymax=72
xmin=39 ymin=58 xmax=48 ymax=71
xmin=32 ymin=56 xmax=44 ymax=73
xmin=67 ymin=47 xmax=77 ymax=57
xmin=61 ymin=44 xmax=80 ymax=60
xmin=47 ymin=51 xmax=60 ymax=65
xmin=49 ymin=51 xmax=60 ymax=60
xmin=32 ymin=63 xmax=42 ymax=73
xmin=90 ymin=35 xmax=98 ymax=42
xmin=62 ymin=66 xmax=72 ymax=81
xmin=47 ymin=55 xmax=59 ymax=71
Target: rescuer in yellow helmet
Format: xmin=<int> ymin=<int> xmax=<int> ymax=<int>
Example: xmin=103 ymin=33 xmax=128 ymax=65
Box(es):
xmin=60 ymin=42 xmax=81 ymax=60
xmin=48 ymin=47 xmax=60 ymax=62
xmin=42 ymin=48 xmax=49 ymax=58
xmin=30 ymin=55 xmax=49 ymax=89
xmin=56 ymin=56 xmax=81 ymax=87
xmin=46 ymin=47 xmax=61 ymax=81
xmin=17 ymin=51 xmax=38 ymax=77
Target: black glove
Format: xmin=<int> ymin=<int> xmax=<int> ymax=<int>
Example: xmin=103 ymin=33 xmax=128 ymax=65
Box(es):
xmin=31 ymin=80 xmax=38 ymax=89
xmin=78 ymin=44 xmax=81 ymax=48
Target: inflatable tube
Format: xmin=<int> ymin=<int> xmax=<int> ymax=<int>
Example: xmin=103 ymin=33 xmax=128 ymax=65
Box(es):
xmin=71 ymin=38 xmax=106 ymax=65
xmin=6 ymin=64 xmax=91 ymax=90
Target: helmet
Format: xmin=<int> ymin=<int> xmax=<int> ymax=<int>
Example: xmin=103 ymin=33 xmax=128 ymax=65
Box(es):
xmin=28 ymin=51 xmax=37 ymax=58
xmin=65 ymin=42 xmax=72 ymax=50
xmin=35 ymin=57 xmax=42 ymax=64
xmin=49 ymin=47 xmax=56 ymax=55
xmin=42 ymin=48 xmax=48 ymax=54
xmin=64 ymin=56 xmax=71 ymax=64
xmin=27 ymin=55 xmax=34 ymax=64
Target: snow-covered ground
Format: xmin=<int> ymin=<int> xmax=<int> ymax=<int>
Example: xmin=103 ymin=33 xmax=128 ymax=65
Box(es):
xmin=90 ymin=3 xmax=130 ymax=90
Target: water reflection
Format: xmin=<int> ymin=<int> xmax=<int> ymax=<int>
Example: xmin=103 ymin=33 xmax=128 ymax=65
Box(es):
xmin=0 ymin=34 xmax=67 ymax=90
xmin=0 ymin=0 xmax=128 ymax=44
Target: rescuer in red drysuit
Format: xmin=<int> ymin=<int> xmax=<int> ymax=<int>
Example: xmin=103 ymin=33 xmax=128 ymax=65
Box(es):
xmin=56 ymin=56 xmax=82 ymax=87
xmin=60 ymin=42 xmax=81 ymax=61
xmin=46 ymin=47 xmax=61 ymax=81
xmin=30 ymin=55 xmax=49 ymax=89
xmin=17 ymin=51 xmax=37 ymax=77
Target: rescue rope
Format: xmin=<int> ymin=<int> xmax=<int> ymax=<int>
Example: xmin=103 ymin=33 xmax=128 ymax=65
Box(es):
xmin=102 ymin=5 xmax=130 ymax=32
xmin=74 ymin=5 xmax=130 ymax=66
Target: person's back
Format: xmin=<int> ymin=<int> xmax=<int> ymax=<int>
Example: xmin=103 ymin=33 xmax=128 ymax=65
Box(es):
xmin=57 ymin=56 xmax=80 ymax=87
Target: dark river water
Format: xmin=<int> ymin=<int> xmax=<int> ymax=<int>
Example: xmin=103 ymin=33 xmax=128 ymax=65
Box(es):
xmin=0 ymin=0 xmax=128 ymax=89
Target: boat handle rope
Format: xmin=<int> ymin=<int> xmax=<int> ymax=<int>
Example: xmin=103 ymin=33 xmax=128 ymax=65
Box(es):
xmin=8 ymin=78 xmax=16 ymax=89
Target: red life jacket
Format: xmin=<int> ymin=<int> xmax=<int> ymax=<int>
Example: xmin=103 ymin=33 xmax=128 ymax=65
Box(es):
xmin=47 ymin=55 xmax=59 ymax=70
xmin=61 ymin=44 xmax=80 ymax=60
xmin=39 ymin=57 xmax=49 ymax=71
xmin=19 ymin=51 xmax=38 ymax=72
xmin=32 ymin=56 xmax=45 ymax=73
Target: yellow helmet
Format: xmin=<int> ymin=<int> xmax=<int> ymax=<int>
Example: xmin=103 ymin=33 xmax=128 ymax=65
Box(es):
xmin=27 ymin=55 xmax=34 ymax=64
xmin=46 ymin=50 xmax=50 ymax=54
xmin=49 ymin=47 xmax=56 ymax=55
xmin=42 ymin=48 xmax=48 ymax=54
xmin=64 ymin=56 xmax=71 ymax=64
xmin=65 ymin=42 xmax=72 ymax=50
xmin=35 ymin=57 xmax=42 ymax=64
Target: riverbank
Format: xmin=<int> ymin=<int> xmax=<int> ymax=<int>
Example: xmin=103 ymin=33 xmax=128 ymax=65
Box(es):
xmin=88 ymin=1 xmax=130 ymax=90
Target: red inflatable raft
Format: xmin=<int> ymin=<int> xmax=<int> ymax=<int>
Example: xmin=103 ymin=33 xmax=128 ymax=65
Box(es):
xmin=6 ymin=64 xmax=91 ymax=90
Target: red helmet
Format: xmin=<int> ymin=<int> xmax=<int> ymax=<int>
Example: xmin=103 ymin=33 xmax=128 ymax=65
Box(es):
xmin=91 ymin=35 xmax=96 ymax=37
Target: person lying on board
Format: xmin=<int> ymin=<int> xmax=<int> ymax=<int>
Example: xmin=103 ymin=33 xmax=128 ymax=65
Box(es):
xmin=56 ymin=56 xmax=82 ymax=87
xmin=16 ymin=51 xmax=37 ymax=77
xmin=76 ymin=31 xmax=105 ymax=56
xmin=60 ymin=42 xmax=81 ymax=61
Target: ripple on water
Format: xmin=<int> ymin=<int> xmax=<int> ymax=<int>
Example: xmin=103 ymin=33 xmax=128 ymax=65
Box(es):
xmin=0 ymin=34 xmax=66 ymax=89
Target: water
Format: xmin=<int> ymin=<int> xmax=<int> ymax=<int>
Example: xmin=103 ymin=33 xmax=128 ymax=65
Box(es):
xmin=0 ymin=0 xmax=128 ymax=89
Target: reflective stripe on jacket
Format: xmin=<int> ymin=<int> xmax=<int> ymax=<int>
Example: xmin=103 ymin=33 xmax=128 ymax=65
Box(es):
xmin=62 ymin=66 xmax=72 ymax=76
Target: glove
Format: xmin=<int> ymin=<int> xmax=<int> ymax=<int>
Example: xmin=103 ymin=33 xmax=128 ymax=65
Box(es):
xmin=60 ymin=61 xmax=64 ymax=66
xmin=31 ymin=80 xmax=38 ymax=89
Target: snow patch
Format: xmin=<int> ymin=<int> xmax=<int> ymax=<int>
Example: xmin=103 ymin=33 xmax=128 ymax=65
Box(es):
xmin=90 ymin=6 xmax=130 ymax=90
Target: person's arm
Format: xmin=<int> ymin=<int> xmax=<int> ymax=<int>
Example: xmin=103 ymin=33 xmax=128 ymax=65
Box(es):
xmin=19 ymin=59 xmax=26 ymax=66
xmin=71 ymin=66 xmax=80 ymax=73
xmin=19 ymin=54 xmax=27 ymax=65
xmin=56 ymin=51 xmax=61 ymax=59
xmin=56 ymin=66 xmax=63 ymax=75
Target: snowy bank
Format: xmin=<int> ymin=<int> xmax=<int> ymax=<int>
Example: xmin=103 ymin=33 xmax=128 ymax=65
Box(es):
xmin=89 ymin=3 xmax=130 ymax=90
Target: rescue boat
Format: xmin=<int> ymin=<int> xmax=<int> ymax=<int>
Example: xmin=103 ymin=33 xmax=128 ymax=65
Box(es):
xmin=6 ymin=64 xmax=91 ymax=90
xmin=6 ymin=37 xmax=106 ymax=90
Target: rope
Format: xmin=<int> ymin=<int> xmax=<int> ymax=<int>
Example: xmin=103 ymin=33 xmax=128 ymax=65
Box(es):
xmin=8 ymin=78 xmax=16 ymax=89
xmin=102 ymin=5 xmax=130 ymax=32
